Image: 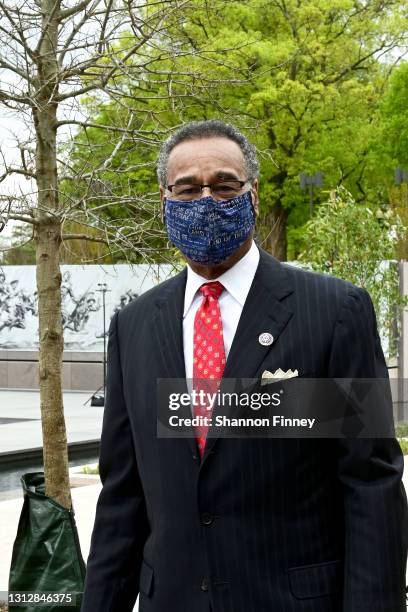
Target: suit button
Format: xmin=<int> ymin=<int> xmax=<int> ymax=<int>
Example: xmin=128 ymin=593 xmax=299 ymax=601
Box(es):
xmin=201 ymin=512 xmax=214 ymax=526
xmin=201 ymin=577 xmax=209 ymax=592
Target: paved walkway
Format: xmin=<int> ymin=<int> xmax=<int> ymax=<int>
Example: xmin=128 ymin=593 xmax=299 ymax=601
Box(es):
xmin=0 ymin=390 xmax=103 ymax=454
xmin=0 ymin=456 xmax=407 ymax=610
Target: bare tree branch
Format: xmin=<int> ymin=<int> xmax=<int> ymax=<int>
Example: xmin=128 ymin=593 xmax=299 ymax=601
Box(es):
xmin=58 ymin=0 xmax=95 ymax=21
xmin=0 ymin=212 xmax=38 ymax=225
xmin=0 ymin=222 xmax=35 ymax=249
xmin=0 ymin=166 xmax=36 ymax=182
xmin=0 ymin=88 xmax=31 ymax=104
xmin=61 ymin=232 xmax=108 ymax=243
xmin=0 ymin=55 xmax=29 ymax=80
xmin=0 ymin=1 xmax=36 ymax=60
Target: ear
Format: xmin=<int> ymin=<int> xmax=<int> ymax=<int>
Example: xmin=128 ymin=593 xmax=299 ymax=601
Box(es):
xmin=251 ymin=179 xmax=259 ymax=217
xmin=159 ymin=185 xmax=165 ymax=220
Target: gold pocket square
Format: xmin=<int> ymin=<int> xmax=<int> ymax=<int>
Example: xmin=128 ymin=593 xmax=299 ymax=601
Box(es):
xmin=261 ymin=368 xmax=299 ymax=386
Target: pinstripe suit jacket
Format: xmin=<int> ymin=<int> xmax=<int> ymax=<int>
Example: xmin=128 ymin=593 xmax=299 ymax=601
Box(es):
xmin=81 ymin=247 xmax=408 ymax=612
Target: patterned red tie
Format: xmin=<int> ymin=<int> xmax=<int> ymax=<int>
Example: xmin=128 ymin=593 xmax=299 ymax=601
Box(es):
xmin=193 ymin=281 xmax=226 ymax=457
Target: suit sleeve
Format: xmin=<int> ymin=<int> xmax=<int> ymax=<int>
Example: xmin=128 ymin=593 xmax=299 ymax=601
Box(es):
xmin=81 ymin=310 xmax=150 ymax=612
xmin=327 ymin=287 xmax=408 ymax=611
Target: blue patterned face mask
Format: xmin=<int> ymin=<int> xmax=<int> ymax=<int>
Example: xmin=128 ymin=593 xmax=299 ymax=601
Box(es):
xmin=163 ymin=191 xmax=255 ymax=265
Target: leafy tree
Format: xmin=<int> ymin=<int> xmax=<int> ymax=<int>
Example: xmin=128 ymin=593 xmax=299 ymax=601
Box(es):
xmin=214 ymin=0 xmax=407 ymax=259
xmin=1 ymin=224 xmax=36 ymax=264
xmin=298 ymin=187 xmax=407 ymax=358
xmin=66 ymin=0 xmax=408 ymax=261
xmin=371 ymin=61 xmax=408 ymax=260
xmin=389 ymin=184 xmax=408 ymax=261
xmin=380 ymin=61 xmax=408 ymax=169
xmin=58 ymin=6 xmax=251 ymax=263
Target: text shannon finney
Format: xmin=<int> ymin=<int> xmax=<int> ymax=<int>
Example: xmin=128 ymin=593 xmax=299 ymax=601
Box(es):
xmin=168 ymin=415 xmax=316 ymax=429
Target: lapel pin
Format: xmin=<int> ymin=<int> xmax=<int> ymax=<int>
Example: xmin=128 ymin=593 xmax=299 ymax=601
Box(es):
xmin=258 ymin=332 xmax=274 ymax=346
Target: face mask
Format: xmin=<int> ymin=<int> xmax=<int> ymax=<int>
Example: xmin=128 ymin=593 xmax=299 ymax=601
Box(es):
xmin=163 ymin=190 xmax=255 ymax=265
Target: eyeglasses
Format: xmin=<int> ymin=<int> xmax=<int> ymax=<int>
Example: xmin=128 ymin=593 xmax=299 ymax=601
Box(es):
xmin=166 ymin=180 xmax=249 ymax=201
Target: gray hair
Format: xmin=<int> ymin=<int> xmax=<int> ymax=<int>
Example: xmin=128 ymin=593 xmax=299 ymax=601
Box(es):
xmin=156 ymin=119 xmax=259 ymax=186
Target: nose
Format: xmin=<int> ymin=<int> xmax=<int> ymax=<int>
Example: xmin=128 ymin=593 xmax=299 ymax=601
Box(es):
xmin=200 ymin=185 xmax=212 ymax=198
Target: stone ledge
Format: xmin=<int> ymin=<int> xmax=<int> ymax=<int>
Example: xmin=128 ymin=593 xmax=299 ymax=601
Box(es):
xmin=0 ymin=350 xmax=103 ymax=362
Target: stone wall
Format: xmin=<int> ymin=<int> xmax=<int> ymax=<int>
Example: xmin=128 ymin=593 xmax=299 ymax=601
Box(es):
xmin=0 ymin=351 xmax=103 ymax=391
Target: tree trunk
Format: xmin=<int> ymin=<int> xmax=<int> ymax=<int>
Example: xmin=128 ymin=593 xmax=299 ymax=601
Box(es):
xmin=32 ymin=0 xmax=71 ymax=509
xmin=259 ymin=201 xmax=288 ymax=261
xmin=35 ymin=221 xmax=71 ymax=509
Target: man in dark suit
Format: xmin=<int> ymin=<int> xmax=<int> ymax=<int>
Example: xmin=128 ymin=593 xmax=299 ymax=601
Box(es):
xmin=81 ymin=120 xmax=408 ymax=612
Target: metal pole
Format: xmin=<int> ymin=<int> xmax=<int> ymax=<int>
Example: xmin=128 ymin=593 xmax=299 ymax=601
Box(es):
xmin=309 ymin=183 xmax=314 ymax=216
xmin=102 ymin=287 xmax=106 ymax=393
xmin=300 ymin=172 xmax=322 ymax=216
xmin=97 ymin=282 xmax=109 ymax=396
xmin=398 ymin=260 xmax=408 ymax=423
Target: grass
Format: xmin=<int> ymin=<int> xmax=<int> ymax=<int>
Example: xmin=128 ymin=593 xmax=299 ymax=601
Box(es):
xmin=81 ymin=464 xmax=99 ymax=475
xmin=396 ymin=423 xmax=408 ymax=438
xmin=396 ymin=422 xmax=408 ymax=454
xmin=398 ymin=438 xmax=408 ymax=455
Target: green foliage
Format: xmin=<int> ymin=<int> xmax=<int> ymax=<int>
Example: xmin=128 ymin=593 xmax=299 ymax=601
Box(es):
xmin=298 ymin=187 xmax=407 ymax=358
xmin=81 ymin=464 xmax=100 ymax=475
xmin=366 ymin=61 xmax=408 ymax=209
xmin=63 ymin=0 xmax=408 ymax=261
xmin=2 ymin=224 xmax=36 ymax=264
xmin=380 ymin=62 xmax=408 ymax=168
xmin=186 ymin=0 xmax=408 ymax=257
xmin=398 ymin=438 xmax=408 ymax=455
xmin=389 ymin=184 xmax=408 ymax=261
xmin=396 ymin=423 xmax=408 ymax=438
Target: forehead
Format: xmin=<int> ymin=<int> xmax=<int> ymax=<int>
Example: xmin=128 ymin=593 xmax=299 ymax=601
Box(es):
xmin=166 ymin=137 xmax=246 ymax=183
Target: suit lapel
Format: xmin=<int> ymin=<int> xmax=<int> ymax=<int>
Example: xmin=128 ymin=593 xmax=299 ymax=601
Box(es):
xmin=202 ymin=248 xmax=294 ymax=461
xmin=150 ymin=269 xmax=198 ymax=457
xmin=151 ymin=270 xmax=187 ymax=380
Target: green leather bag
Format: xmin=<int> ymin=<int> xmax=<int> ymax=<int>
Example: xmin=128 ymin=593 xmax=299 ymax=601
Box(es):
xmin=8 ymin=472 xmax=85 ymax=611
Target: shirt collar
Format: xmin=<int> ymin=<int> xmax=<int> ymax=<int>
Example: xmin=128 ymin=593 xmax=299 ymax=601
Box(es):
xmin=183 ymin=241 xmax=260 ymax=317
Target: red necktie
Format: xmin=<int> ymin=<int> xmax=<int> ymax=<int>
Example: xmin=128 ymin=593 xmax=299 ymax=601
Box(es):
xmin=193 ymin=281 xmax=226 ymax=457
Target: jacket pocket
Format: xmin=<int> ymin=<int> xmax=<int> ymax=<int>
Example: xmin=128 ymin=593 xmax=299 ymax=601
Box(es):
xmin=287 ymin=559 xmax=343 ymax=600
xmin=139 ymin=559 xmax=154 ymax=597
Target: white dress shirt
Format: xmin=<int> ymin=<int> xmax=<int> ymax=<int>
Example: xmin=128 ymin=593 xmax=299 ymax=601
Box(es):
xmin=183 ymin=241 xmax=260 ymax=386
